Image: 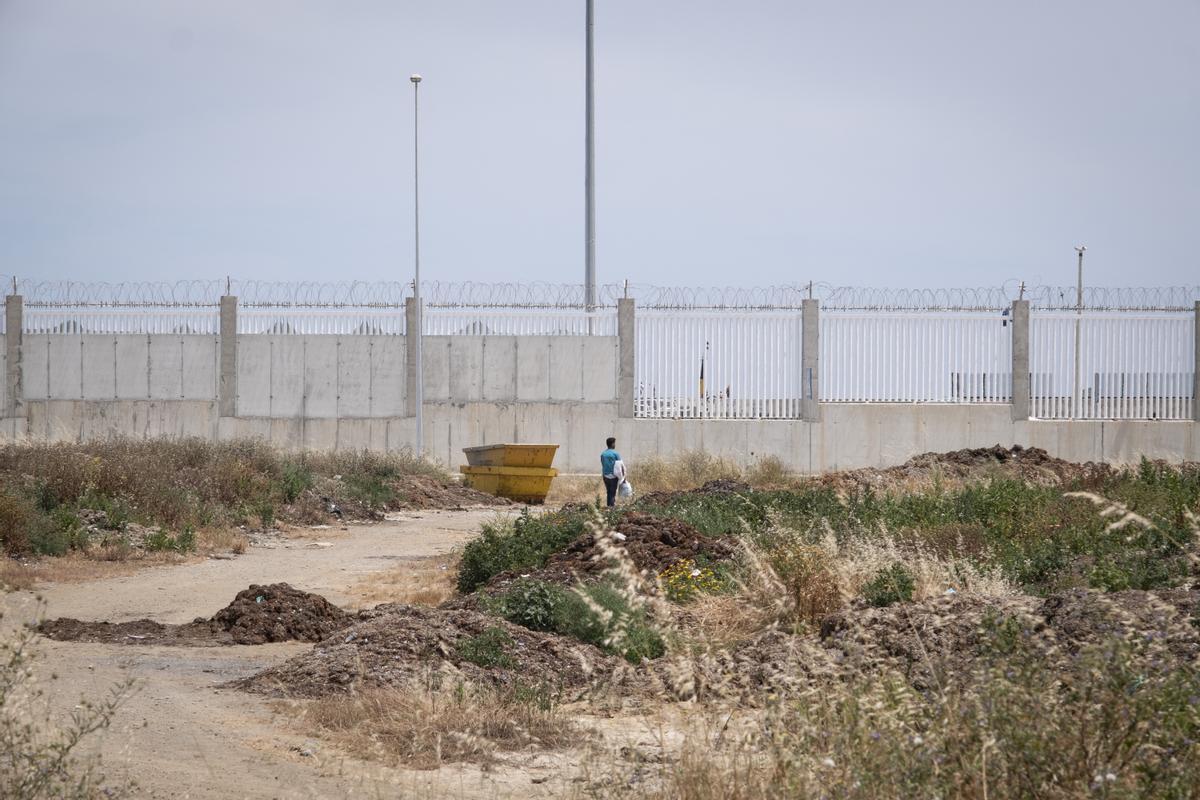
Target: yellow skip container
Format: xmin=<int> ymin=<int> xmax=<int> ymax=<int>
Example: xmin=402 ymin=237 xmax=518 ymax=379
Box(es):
xmin=460 ymin=444 xmax=559 ymax=504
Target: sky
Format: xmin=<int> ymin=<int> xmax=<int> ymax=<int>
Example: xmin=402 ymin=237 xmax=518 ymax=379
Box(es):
xmin=1 ymin=0 xmax=1197 ymax=291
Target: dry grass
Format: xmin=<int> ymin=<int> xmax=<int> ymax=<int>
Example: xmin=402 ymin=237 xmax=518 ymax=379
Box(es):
xmin=195 ymin=527 xmax=249 ymax=555
xmin=287 ymin=682 xmax=578 ymax=769
xmin=0 ymin=551 xmax=189 ymax=590
xmin=347 ymin=554 xmax=460 ymax=608
xmin=546 ymin=474 xmax=605 ymax=505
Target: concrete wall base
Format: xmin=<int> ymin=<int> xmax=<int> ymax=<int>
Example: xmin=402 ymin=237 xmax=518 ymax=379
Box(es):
xmin=5 ymin=400 xmax=1197 ymax=473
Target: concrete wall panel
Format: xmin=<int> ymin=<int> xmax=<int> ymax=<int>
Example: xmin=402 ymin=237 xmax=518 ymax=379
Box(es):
xmin=336 ymin=337 xmax=371 ymax=418
xmin=301 ymin=337 xmax=338 ymax=418
xmin=270 ymin=338 xmax=305 ymax=417
xmin=48 ymin=334 xmax=82 ymax=399
xmin=336 ymin=418 xmax=375 ymax=451
xmin=448 ymin=337 xmax=484 ymax=402
xmin=515 ymin=338 xmax=551 ymax=401
xmin=236 ymin=337 xmax=271 ymax=417
xmin=548 ymin=338 xmax=584 ymax=401
xmin=581 ymin=337 xmax=618 ymax=402
xmin=114 ymin=336 xmax=149 ymax=400
xmin=482 ymin=338 xmax=517 ymax=401
xmin=371 ymin=336 xmax=406 ymax=417
xmin=23 ymin=336 xmax=50 ymax=400
xmin=82 ymin=337 xmax=116 ymax=399
xmin=148 ymin=336 xmax=183 ymax=399
xmin=181 ymin=337 xmax=218 ymax=400
xmin=422 ymin=337 xmax=451 ymax=402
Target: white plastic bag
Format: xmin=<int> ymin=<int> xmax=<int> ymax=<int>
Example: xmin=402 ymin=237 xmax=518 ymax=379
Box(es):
xmin=618 ymin=480 xmax=633 ymax=498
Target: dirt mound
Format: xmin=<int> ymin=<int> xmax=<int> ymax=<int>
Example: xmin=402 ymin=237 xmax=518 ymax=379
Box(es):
xmin=665 ymin=588 xmax=1200 ymax=701
xmin=390 ymin=475 xmax=511 ymax=510
xmin=639 ymin=478 xmax=752 ymax=506
xmin=282 ymin=475 xmax=509 ymax=524
xmin=39 ymin=583 xmax=353 ymax=646
xmin=482 ymin=512 xmax=738 ymax=594
xmin=815 ymin=444 xmax=1113 ymax=494
xmin=233 ymin=605 xmax=621 ymax=698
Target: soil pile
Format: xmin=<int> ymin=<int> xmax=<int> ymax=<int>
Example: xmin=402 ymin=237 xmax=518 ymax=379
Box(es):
xmin=39 ymin=583 xmax=353 ymax=646
xmin=482 ymin=512 xmax=738 ymax=593
xmin=815 ymin=445 xmax=1113 ymax=495
xmin=233 ymin=605 xmax=620 ymax=698
xmin=639 ymin=479 xmax=752 ymax=507
xmin=664 ymin=588 xmax=1200 ymax=701
xmin=283 ymin=475 xmax=509 ymax=524
xmin=390 ymin=475 xmax=511 ymax=510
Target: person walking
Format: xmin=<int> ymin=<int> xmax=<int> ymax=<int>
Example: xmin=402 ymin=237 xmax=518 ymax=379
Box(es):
xmin=600 ymin=437 xmax=622 ymax=508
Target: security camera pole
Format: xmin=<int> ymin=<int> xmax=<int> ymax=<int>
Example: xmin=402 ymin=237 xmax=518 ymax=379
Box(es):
xmin=411 ymin=73 xmax=424 ymax=455
xmin=1073 ymin=245 xmax=1086 ymax=418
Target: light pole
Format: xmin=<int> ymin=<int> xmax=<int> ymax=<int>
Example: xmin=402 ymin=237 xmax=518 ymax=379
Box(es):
xmin=1072 ymin=245 xmax=1086 ymax=418
xmin=411 ymin=73 xmax=424 ymax=456
xmin=584 ymin=0 xmax=596 ymax=329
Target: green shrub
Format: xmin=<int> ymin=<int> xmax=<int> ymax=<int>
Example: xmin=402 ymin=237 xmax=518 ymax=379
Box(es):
xmin=455 ymin=627 xmax=516 ymax=669
xmin=278 ymin=461 xmax=314 ymax=503
xmin=862 ymin=563 xmax=915 ymax=607
xmin=343 ymin=474 xmax=396 ymax=509
xmin=498 ymin=579 xmax=562 ymax=632
xmin=457 ymin=508 xmax=590 ymax=593
xmin=143 ymin=527 xmax=197 ymax=554
xmin=496 ymin=579 xmax=665 ymax=665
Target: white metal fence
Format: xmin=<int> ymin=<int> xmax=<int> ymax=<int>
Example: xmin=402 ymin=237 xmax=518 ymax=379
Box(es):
xmin=422 ymin=310 xmax=615 ymax=336
xmin=1031 ymin=312 xmax=1195 ymax=420
xmin=635 ymin=311 xmax=805 ymax=419
xmin=237 ymin=309 xmax=406 ymax=335
xmin=821 ymin=312 xmax=1012 ymax=403
xmin=22 ymin=309 xmax=220 ymax=335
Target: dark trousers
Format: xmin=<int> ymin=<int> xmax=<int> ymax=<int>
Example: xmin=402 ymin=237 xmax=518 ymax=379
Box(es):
xmin=603 ymin=476 xmax=620 ymax=508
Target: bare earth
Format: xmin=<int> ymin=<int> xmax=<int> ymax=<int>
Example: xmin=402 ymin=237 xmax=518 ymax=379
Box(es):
xmin=1 ymin=509 xmax=656 ymax=800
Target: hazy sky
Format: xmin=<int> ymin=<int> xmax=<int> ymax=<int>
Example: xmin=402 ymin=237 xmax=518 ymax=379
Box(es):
xmin=1 ymin=1 xmax=1197 ymax=289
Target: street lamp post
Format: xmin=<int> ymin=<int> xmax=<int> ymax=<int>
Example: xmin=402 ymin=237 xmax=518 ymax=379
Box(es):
xmin=584 ymin=0 xmax=596 ymax=330
xmin=1072 ymin=245 xmax=1086 ymax=418
xmin=411 ymin=74 xmax=424 ymax=456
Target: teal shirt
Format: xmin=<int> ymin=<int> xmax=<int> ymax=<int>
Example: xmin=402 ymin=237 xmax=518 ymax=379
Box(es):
xmin=600 ymin=448 xmax=621 ymax=477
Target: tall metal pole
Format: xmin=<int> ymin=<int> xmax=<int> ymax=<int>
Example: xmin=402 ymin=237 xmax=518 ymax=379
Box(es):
xmin=1072 ymin=245 xmax=1085 ymax=419
xmin=411 ymin=74 xmax=424 ymax=455
xmin=584 ymin=0 xmax=596 ymax=325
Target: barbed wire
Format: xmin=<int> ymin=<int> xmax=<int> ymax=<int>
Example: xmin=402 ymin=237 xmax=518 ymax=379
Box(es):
xmin=5 ymin=276 xmax=1198 ymax=311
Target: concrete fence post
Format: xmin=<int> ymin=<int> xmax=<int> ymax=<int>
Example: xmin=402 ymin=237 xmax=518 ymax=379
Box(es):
xmin=218 ymin=295 xmax=238 ymax=418
xmin=801 ymin=298 xmax=820 ymax=421
xmin=406 ymin=297 xmax=420 ymax=418
xmin=5 ymin=294 xmax=23 ymax=419
xmin=617 ymin=298 xmax=635 ymax=417
xmin=1011 ymin=299 xmax=1031 ymax=421
xmin=1193 ymin=301 xmax=1200 ymax=423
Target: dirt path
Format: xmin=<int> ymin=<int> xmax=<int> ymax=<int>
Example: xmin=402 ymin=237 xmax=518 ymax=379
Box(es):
xmin=1 ymin=509 xmax=626 ymax=800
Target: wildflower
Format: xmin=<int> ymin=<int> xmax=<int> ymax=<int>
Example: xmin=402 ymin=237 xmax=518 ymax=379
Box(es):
xmin=912 ymin=734 xmax=923 ymax=746
xmin=690 ymin=569 xmax=702 ymax=578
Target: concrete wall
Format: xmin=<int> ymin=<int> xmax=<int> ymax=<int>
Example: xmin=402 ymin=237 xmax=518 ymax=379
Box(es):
xmin=2 ymin=330 xmax=1198 ymax=473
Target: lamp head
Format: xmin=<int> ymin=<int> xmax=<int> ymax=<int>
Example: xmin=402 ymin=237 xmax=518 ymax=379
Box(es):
xmin=410 ymin=74 xmax=422 ymax=84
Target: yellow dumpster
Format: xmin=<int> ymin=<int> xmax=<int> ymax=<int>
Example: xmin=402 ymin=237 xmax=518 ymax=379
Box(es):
xmin=462 ymin=444 xmax=558 ymax=469
xmin=460 ymin=444 xmax=559 ymax=503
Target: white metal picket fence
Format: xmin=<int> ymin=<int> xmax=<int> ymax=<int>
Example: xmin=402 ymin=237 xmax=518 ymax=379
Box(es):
xmin=635 ymin=311 xmax=805 ymax=419
xmin=22 ymin=309 xmax=220 ymax=335
xmin=1030 ymin=312 xmax=1195 ymax=420
xmin=821 ymin=312 xmax=1012 ymax=403
xmin=237 ymin=309 xmax=406 ymax=335
xmin=422 ymin=310 xmax=615 ymax=336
